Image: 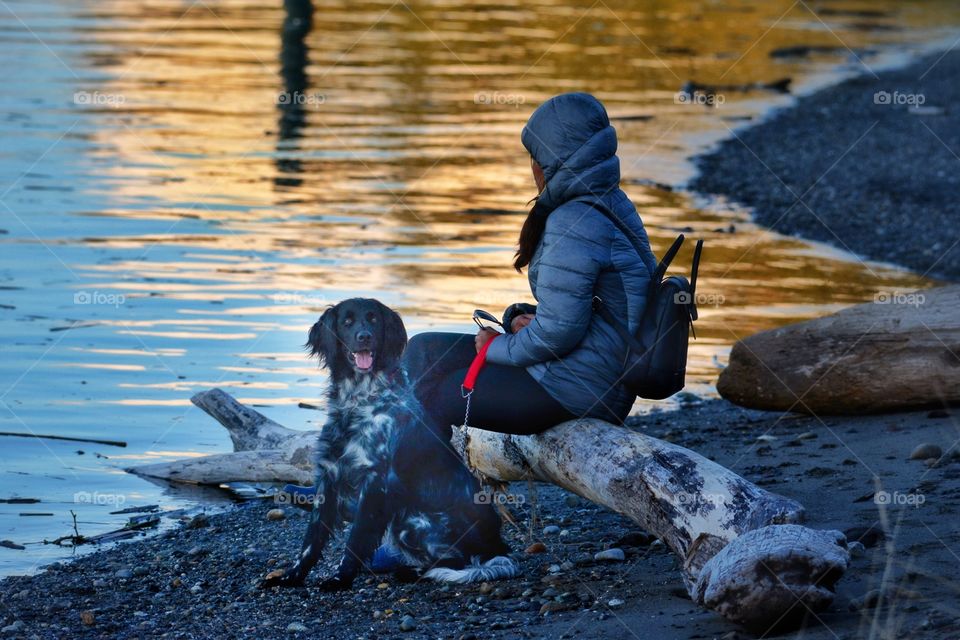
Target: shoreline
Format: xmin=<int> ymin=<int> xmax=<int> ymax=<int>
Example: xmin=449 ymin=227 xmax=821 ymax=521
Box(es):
xmin=691 ymin=49 xmax=960 ymax=282
xmin=2 ymin=399 xmax=958 ymax=639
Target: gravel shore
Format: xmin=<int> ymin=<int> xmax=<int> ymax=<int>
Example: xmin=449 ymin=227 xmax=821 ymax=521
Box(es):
xmin=2 ymin=399 xmax=959 ymax=639
xmin=692 ymin=50 xmax=960 ymax=281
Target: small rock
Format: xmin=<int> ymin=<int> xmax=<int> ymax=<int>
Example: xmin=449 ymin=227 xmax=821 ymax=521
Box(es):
xmin=115 ymin=568 xmax=133 ymax=579
xmin=795 ymin=432 xmax=817 ymax=441
xmin=847 ymin=541 xmax=866 ymax=558
xmin=286 ymin=622 xmax=307 ymax=633
xmin=1 ymin=621 xmax=25 ymax=634
xmin=399 ymin=615 xmax=417 ymax=632
xmin=909 ymin=443 xmax=941 ymax=460
xmin=186 ymin=514 xmax=209 ymax=529
xmin=614 ymin=532 xmax=654 ymax=547
xmin=525 ymin=542 xmax=547 ymax=554
xmin=542 ymin=525 xmax=561 ymax=536
xmin=266 ymin=509 xmax=286 ymax=521
xmin=190 ymin=583 xmax=203 ymax=594
xmin=564 ymin=494 xmax=579 ymax=508
xmin=538 ymin=602 xmax=570 ymax=616
xmin=377 ymin=582 xmax=389 ymax=590
xmin=548 ymin=564 xmax=561 ymax=573
xmin=80 ymin=610 xmax=95 ymax=626
xmin=188 ymin=546 xmax=205 ymax=557
xmin=560 ymin=561 xmax=574 ymax=571
xmin=478 ymin=582 xmax=493 ymax=595
xmin=594 ymin=548 xmax=626 ymax=562
xmin=607 ymin=598 xmax=625 ymax=608
xmin=521 ymin=588 xmax=535 ymax=598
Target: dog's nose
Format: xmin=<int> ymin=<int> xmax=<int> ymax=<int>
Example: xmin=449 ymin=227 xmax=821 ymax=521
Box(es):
xmin=356 ymin=330 xmax=372 ymax=344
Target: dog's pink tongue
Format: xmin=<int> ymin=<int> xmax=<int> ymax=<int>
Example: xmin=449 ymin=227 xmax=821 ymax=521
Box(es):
xmin=355 ymin=351 xmax=373 ymax=369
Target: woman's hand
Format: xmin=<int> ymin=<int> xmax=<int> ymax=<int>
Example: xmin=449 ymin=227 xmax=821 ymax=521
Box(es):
xmin=510 ymin=313 xmax=535 ymax=333
xmin=475 ymin=328 xmax=500 ymax=353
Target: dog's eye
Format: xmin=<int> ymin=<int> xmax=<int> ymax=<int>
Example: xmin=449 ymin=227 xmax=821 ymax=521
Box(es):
xmin=343 ymin=317 xmax=353 ymax=326
xmin=367 ymin=313 xmax=377 ymax=323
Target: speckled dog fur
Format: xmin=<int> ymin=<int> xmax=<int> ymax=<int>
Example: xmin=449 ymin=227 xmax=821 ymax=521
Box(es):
xmin=261 ymin=298 xmax=517 ymax=591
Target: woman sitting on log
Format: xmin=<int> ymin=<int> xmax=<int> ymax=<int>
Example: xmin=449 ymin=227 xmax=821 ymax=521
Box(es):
xmin=404 ymin=92 xmax=658 ymax=433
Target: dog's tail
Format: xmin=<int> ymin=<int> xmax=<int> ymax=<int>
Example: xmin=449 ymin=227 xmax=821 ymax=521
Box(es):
xmin=423 ymin=555 xmax=519 ymax=584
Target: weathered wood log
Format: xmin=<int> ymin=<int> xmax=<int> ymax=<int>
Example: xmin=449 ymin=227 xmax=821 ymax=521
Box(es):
xmin=132 ymin=449 xmax=313 ymax=485
xmin=189 ymin=389 xmax=315 ymax=453
xmin=129 ymin=389 xmax=849 ymax=629
xmin=453 ymin=422 xmax=848 ymax=628
xmin=690 ymin=524 xmax=849 ymax=631
xmin=130 ymin=390 xmax=316 ymax=485
xmin=718 ymin=284 xmax=960 ymax=414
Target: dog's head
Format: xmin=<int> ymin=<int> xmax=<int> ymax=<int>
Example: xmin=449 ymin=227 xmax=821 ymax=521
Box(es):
xmin=307 ymin=298 xmax=407 ymax=378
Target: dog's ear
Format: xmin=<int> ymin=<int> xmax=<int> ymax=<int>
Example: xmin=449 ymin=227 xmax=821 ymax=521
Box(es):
xmin=379 ymin=304 xmax=407 ymax=369
xmin=306 ymin=305 xmax=339 ymax=369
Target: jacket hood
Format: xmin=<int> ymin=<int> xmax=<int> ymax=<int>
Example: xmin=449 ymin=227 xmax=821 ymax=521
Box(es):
xmin=521 ymin=93 xmax=620 ymax=214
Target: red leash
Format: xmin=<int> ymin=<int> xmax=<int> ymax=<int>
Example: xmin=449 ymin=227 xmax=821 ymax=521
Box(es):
xmin=462 ymin=334 xmax=498 ymax=394
xmin=461 ymin=335 xmax=498 ymax=428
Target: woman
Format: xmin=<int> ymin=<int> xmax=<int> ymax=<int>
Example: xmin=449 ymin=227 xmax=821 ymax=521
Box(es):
xmin=404 ymin=92 xmax=658 ymax=432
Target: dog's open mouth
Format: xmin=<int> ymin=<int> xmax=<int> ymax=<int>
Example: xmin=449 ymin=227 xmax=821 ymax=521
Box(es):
xmin=350 ymin=350 xmax=375 ymax=371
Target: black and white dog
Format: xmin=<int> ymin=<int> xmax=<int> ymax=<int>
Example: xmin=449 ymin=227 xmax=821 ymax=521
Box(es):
xmin=262 ymin=298 xmax=517 ymax=590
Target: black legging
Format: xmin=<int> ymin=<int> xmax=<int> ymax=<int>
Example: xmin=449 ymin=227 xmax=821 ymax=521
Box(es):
xmin=402 ymin=332 xmax=576 ymax=436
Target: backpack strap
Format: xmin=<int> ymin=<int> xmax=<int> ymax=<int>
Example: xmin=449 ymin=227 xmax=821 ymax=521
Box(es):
xmin=573 ymin=196 xmax=648 ymax=259
xmin=653 ymin=234 xmax=684 ymax=282
xmin=572 ymin=196 xmax=685 ymax=284
xmin=689 ymin=239 xmax=704 ymax=321
xmin=592 ymin=296 xmax=648 ymax=356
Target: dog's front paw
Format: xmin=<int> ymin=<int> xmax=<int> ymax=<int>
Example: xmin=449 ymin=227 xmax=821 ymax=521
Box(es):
xmin=317 ymin=575 xmax=354 ymax=592
xmin=260 ymin=568 xmax=305 ymax=589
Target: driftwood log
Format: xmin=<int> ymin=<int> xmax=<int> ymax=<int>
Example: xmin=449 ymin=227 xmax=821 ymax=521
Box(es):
xmin=131 ymin=389 xmax=849 ymax=629
xmin=718 ymin=284 xmax=960 ymax=414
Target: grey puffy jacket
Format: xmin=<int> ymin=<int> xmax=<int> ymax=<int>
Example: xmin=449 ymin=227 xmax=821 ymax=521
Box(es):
xmin=485 ymin=93 xmax=658 ymax=423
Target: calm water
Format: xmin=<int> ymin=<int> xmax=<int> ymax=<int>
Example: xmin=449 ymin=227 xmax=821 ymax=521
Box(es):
xmin=1 ymin=0 xmax=957 ymax=575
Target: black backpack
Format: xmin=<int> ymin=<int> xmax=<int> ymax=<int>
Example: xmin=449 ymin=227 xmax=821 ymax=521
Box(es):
xmin=581 ymin=199 xmax=703 ymax=400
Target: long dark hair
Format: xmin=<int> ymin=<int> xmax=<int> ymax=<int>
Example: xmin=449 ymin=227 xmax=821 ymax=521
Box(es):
xmin=514 ymin=197 xmax=547 ymax=272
